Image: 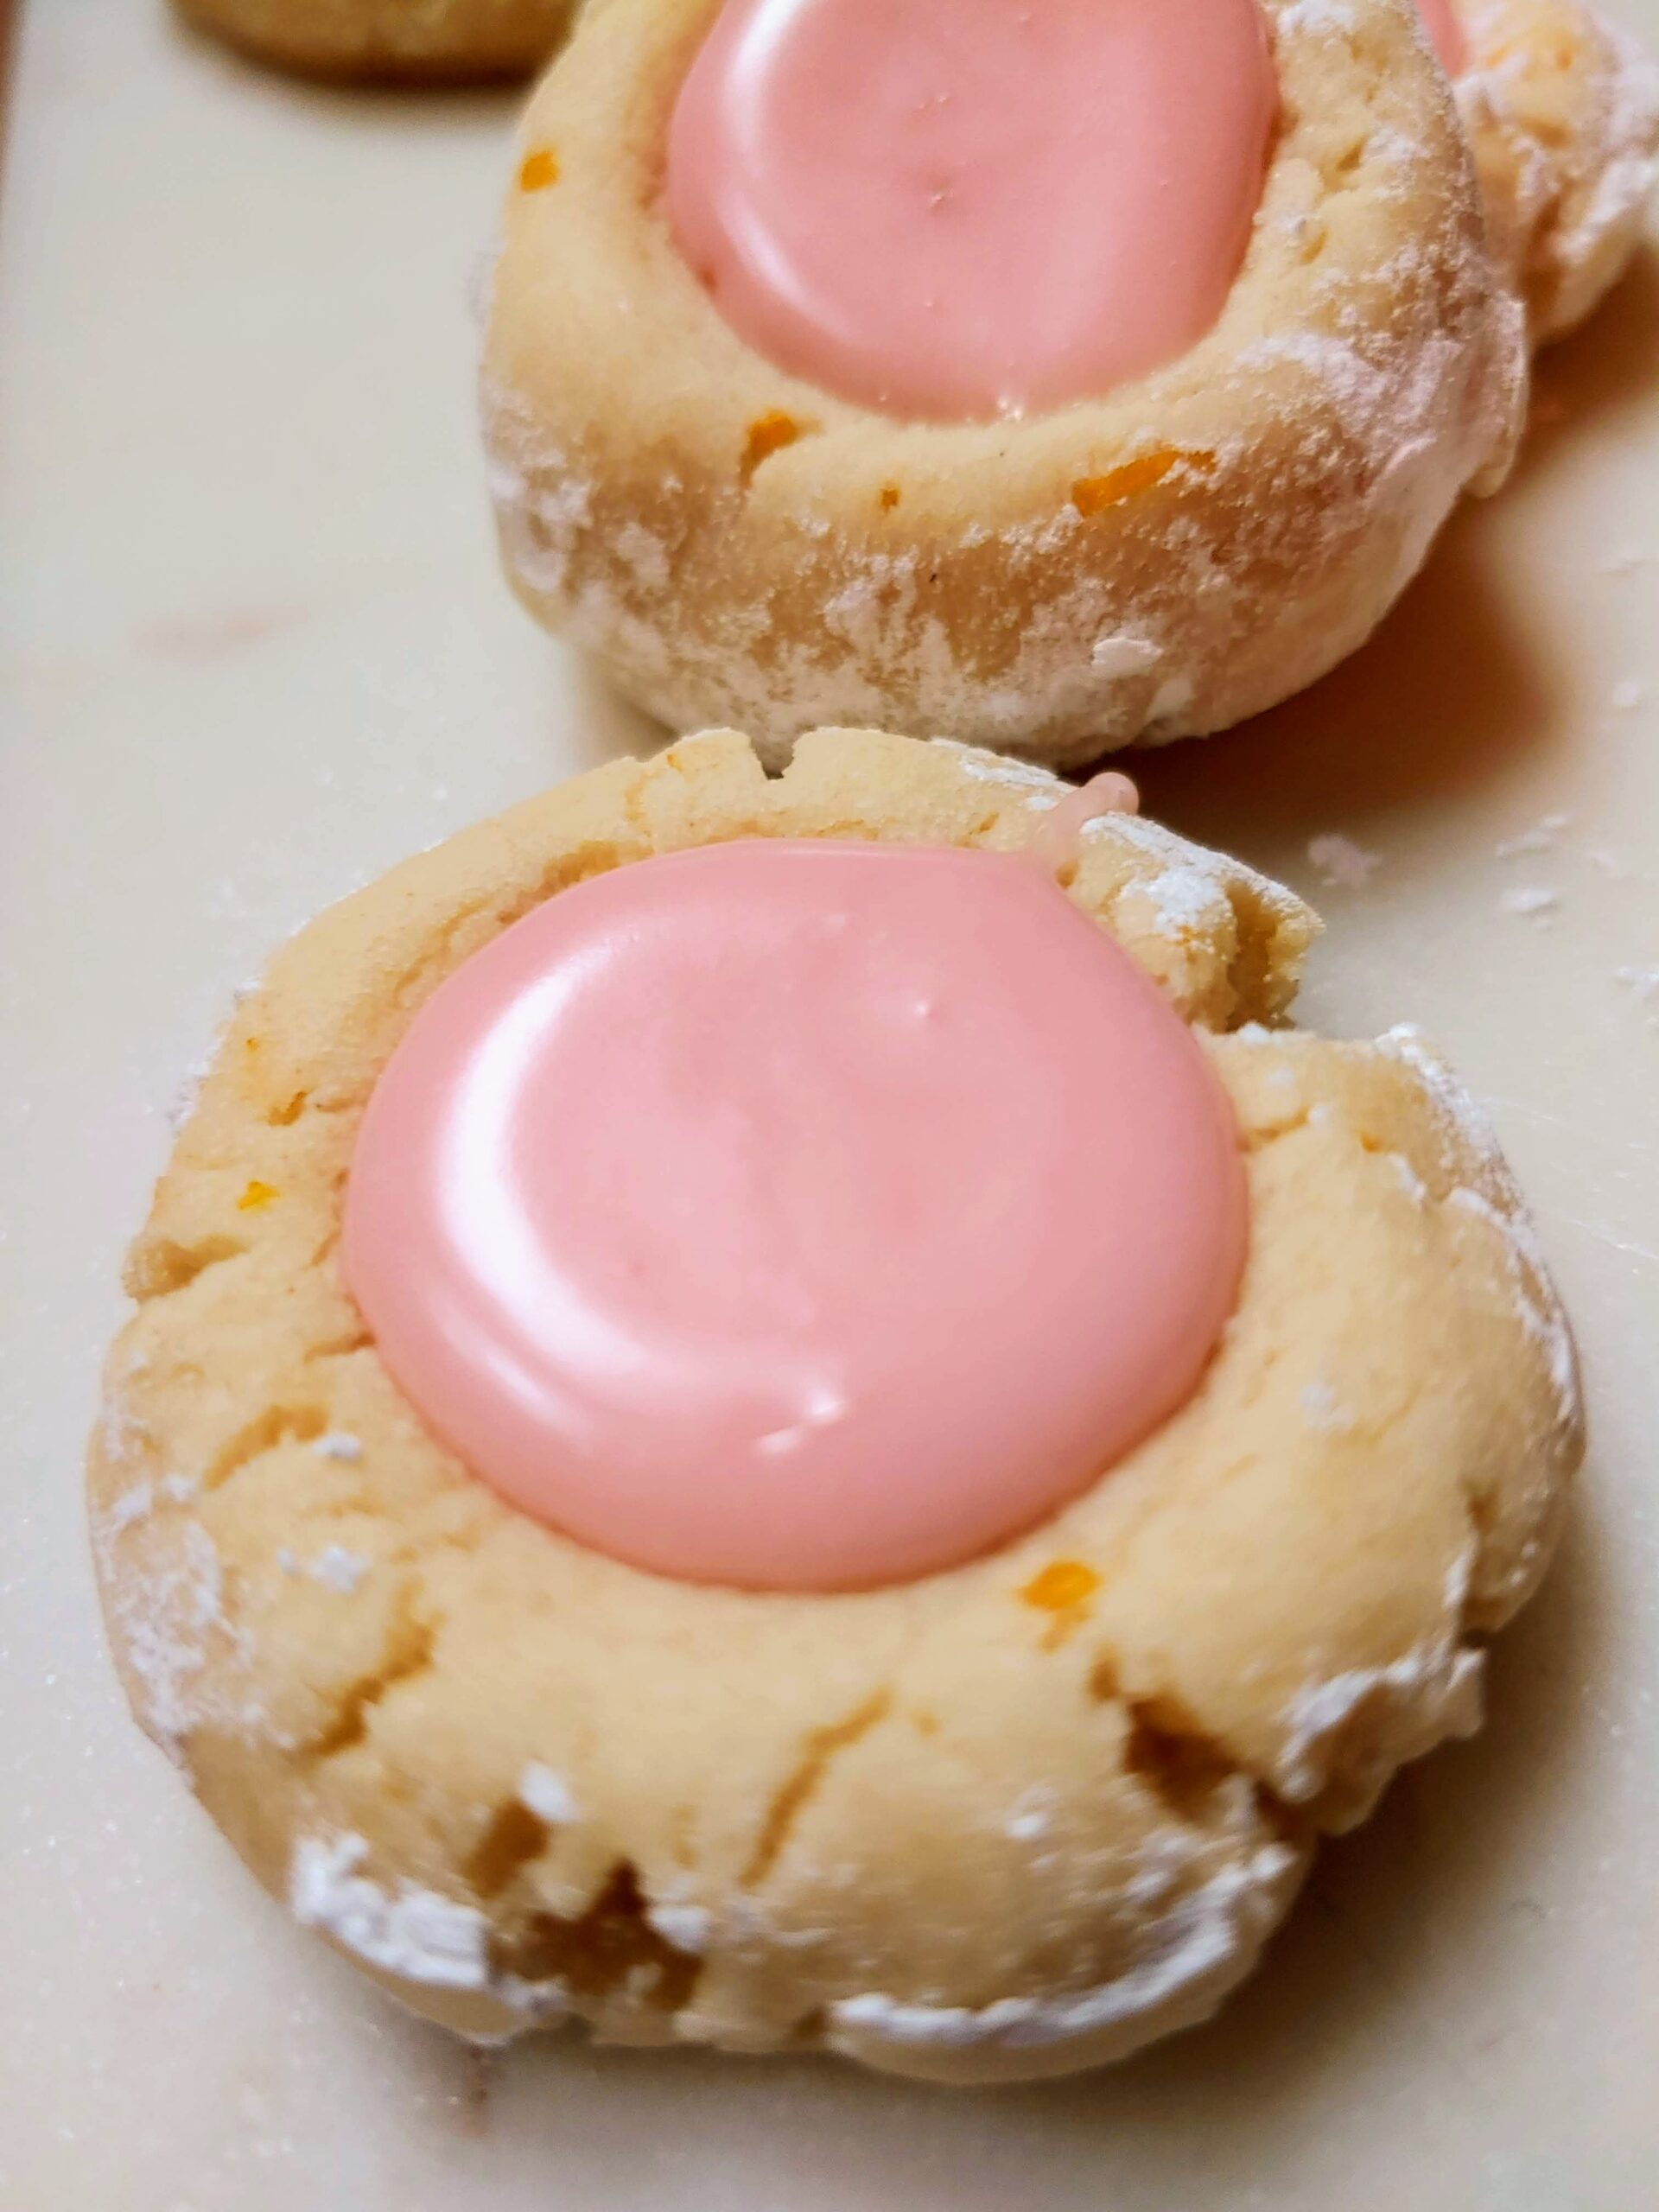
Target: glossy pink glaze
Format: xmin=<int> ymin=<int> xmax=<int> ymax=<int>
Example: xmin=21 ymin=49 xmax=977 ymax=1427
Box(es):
xmin=344 ymin=841 xmax=1247 ymax=1592
xmin=1416 ymin=0 xmax=1468 ymax=74
xmin=665 ymin=0 xmax=1277 ymax=421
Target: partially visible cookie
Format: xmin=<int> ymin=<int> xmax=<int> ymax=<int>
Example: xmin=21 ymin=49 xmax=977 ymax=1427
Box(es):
xmin=171 ymin=0 xmax=578 ymax=80
xmin=485 ymin=0 xmax=1524 ymax=766
xmin=88 ymin=729 xmax=1581 ymax=2082
xmin=1450 ymin=0 xmax=1659 ymax=341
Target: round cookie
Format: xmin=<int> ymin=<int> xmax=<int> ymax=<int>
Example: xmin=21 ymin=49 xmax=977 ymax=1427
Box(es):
xmin=89 ymin=728 xmax=1581 ymax=2082
xmin=1446 ymin=0 xmax=1659 ymax=343
xmin=482 ymin=0 xmax=1526 ymax=768
xmin=172 ymin=0 xmax=578 ymax=81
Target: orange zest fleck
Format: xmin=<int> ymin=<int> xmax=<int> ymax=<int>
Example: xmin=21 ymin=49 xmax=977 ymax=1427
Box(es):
xmin=518 ymin=148 xmax=560 ymax=193
xmin=741 ymin=410 xmax=802 ymax=480
xmin=1020 ymin=1560 xmax=1101 ymax=1613
xmin=237 ymin=1179 xmax=279 ymax=1212
xmin=1071 ymin=448 xmax=1217 ymax=517
xmin=879 ymin=484 xmax=901 ymax=512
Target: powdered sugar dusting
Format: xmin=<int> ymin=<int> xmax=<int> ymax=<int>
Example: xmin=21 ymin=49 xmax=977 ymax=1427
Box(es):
xmin=1090 ymin=635 xmax=1163 ymax=679
xmin=1004 ymin=1786 xmax=1057 ymax=1843
xmin=290 ymin=1835 xmax=490 ymax=1991
xmin=1274 ymin=1544 xmax=1482 ymax=1805
xmin=928 ymin=740 xmax=1063 ymax=806
xmin=1300 ymin=1376 xmax=1357 ymax=1434
xmin=1379 ymin=1027 xmax=1579 ymax=1428
xmin=1499 ymin=885 xmax=1560 ymax=920
xmin=1495 ymin=811 xmax=1570 ymax=859
xmin=1089 ymin=806 xmax=1310 ymax=948
xmin=93 ymin=1424 xmax=247 ymax=1756
xmin=1447 ymin=1184 xmax=1580 ymax=1417
xmin=308 ymin=1546 xmax=368 ymax=1595
xmin=828 ymin=1843 xmax=1300 ymax=2058
xmin=518 ymin=1764 xmax=581 ymax=1827
xmin=921 ymin=741 xmax=1313 ymax=971
xmin=105 ymin=1481 xmax=156 ymax=1533
xmin=646 ymin=1902 xmax=715 ymax=1954
xmin=1459 ymin=2 xmax=1659 ymax=341
xmin=1307 ymin=833 xmax=1382 ymax=889
xmin=1138 ymin=868 xmax=1230 ymax=938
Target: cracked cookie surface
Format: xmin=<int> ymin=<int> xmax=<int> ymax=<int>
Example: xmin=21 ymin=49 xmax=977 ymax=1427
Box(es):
xmin=87 ymin=728 xmax=1581 ymax=2082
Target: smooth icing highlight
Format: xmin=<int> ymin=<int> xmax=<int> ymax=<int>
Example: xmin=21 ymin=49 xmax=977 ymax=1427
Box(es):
xmin=664 ymin=0 xmax=1278 ymax=422
xmin=344 ymin=841 xmax=1247 ymax=1592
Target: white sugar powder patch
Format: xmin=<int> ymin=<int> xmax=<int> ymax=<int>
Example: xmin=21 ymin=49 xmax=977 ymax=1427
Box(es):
xmin=1495 ymin=811 xmax=1571 ymax=858
xmin=290 ymin=1836 xmax=490 ymax=1991
xmin=1447 ymin=1184 xmax=1580 ymax=1415
xmin=1141 ymin=871 xmax=1228 ymax=935
xmin=518 ymin=1764 xmax=581 ymax=1827
xmin=1005 ymin=1787 xmax=1057 ymax=1843
xmin=1392 ymin=1153 xmax=1429 ymax=1206
xmin=1275 ymin=1548 xmax=1481 ymax=1803
xmin=1278 ymin=1648 xmax=1484 ymax=1802
xmin=923 ymin=742 xmax=1312 ymax=963
xmin=928 ymin=739 xmax=1063 ymax=802
xmin=1499 ymin=885 xmax=1560 ymax=920
xmin=308 ymin=1546 xmax=368 ymax=1595
xmin=106 ymin=1482 xmax=155 ymax=1533
xmin=1300 ymin=1378 xmax=1357 ymax=1434
xmin=1090 ymin=635 xmax=1162 ymax=679
xmin=1147 ymin=671 xmax=1197 ymax=723
xmin=1378 ymin=1027 xmax=1580 ymax=1430
xmin=828 ymin=1845 xmax=1300 ymax=2057
xmin=646 ymin=1903 xmax=715 ymax=1955
xmin=1306 ymin=834 xmax=1382 ymax=889
xmin=95 ymin=1463 xmax=244 ymax=1755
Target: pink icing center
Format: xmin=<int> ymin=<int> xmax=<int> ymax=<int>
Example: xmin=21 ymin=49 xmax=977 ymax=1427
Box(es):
xmin=665 ymin=0 xmax=1277 ymax=422
xmin=1416 ymin=0 xmax=1468 ymax=74
xmin=343 ymin=840 xmax=1247 ymax=1592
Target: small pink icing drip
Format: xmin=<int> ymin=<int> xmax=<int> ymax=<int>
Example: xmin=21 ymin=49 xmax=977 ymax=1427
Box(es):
xmin=1027 ymin=771 xmax=1141 ymax=879
xmin=665 ymin=0 xmax=1278 ymax=422
xmin=1415 ymin=0 xmax=1468 ymax=74
xmin=344 ymin=841 xmax=1247 ymax=1592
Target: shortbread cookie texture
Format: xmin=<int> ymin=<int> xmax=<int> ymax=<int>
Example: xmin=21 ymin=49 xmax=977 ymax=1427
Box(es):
xmin=1453 ymin=0 xmax=1659 ymax=342
xmin=89 ymin=730 xmax=1580 ymax=2082
xmin=483 ymin=0 xmax=1524 ymax=766
xmin=172 ymin=0 xmax=577 ymax=80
